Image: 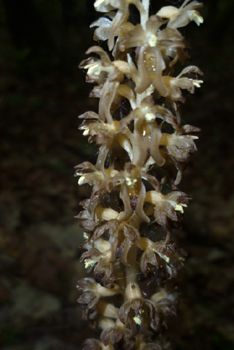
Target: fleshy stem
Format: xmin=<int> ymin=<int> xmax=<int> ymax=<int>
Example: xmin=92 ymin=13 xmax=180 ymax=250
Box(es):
xmin=125 ymin=245 xmax=138 ymax=285
xmin=141 ymin=0 xmax=149 ymax=28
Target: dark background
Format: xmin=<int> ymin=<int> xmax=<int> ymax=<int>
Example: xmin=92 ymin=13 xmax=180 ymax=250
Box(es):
xmin=0 ymin=0 xmax=234 ymax=349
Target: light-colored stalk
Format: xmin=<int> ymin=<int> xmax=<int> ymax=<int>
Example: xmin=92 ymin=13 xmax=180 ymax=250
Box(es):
xmin=141 ymin=0 xmax=149 ymax=29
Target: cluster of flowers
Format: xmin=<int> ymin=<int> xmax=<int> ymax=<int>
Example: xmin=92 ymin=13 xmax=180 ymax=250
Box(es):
xmin=76 ymin=1 xmax=203 ymax=349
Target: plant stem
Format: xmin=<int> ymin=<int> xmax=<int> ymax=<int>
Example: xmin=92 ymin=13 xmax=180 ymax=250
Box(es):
xmin=141 ymin=0 xmax=149 ymax=29
xmin=126 ymin=244 xmax=138 ymax=285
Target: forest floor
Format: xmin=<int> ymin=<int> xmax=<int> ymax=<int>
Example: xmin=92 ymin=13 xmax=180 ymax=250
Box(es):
xmin=0 ymin=15 xmax=234 ymax=350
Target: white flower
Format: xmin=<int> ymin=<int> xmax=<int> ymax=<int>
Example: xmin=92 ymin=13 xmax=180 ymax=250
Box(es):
xmin=156 ymin=0 xmax=203 ymax=29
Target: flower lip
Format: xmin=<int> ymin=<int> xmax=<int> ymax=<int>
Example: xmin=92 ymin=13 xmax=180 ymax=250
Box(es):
xmin=187 ymin=10 xmax=204 ymax=25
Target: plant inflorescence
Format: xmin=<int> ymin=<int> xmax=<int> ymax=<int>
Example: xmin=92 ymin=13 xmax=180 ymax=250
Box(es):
xmin=75 ymin=1 xmax=203 ymax=349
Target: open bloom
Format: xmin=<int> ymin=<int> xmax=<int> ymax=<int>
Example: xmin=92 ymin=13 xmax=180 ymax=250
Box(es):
xmin=119 ymin=99 xmax=179 ymax=167
xmin=120 ymin=15 xmax=185 ymax=95
xmin=75 ymin=161 xmax=118 ymax=193
xmin=78 ymin=83 xmax=132 ymax=174
xmin=160 ymin=124 xmax=200 ymax=163
xmin=156 ymin=0 xmax=203 ymax=29
xmin=77 ymin=277 xmax=122 ymax=313
xmin=93 ymin=0 xmax=130 ymax=50
xmin=80 ymin=244 xmax=115 ymax=287
xmin=77 ymin=0 xmax=203 ymax=348
xmin=92 ymin=0 xmax=146 ymax=51
xmin=79 ymin=46 xmax=132 ymax=84
xmin=162 ymin=65 xmax=203 ymax=104
xmin=137 ymin=238 xmax=186 ymax=280
xmin=118 ymin=283 xmax=176 ymax=337
xmin=101 ymin=320 xmax=134 ymax=350
xmin=144 ymin=190 xmax=189 ymax=228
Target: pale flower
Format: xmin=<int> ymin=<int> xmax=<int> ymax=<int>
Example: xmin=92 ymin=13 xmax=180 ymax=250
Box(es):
xmin=93 ymin=0 xmax=130 ymax=50
xmin=162 ymin=65 xmax=203 ymax=103
xmin=144 ymin=190 xmax=189 ymax=228
xmin=120 ymin=15 xmax=185 ymax=95
xmin=94 ymin=0 xmax=124 ymax=12
xmin=156 ymin=0 xmax=203 ymax=29
xmin=79 ymin=46 xmax=130 ymax=84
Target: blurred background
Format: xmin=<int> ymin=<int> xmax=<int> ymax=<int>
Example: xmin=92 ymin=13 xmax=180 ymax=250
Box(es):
xmin=0 ymin=0 xmax=234 ymax=349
